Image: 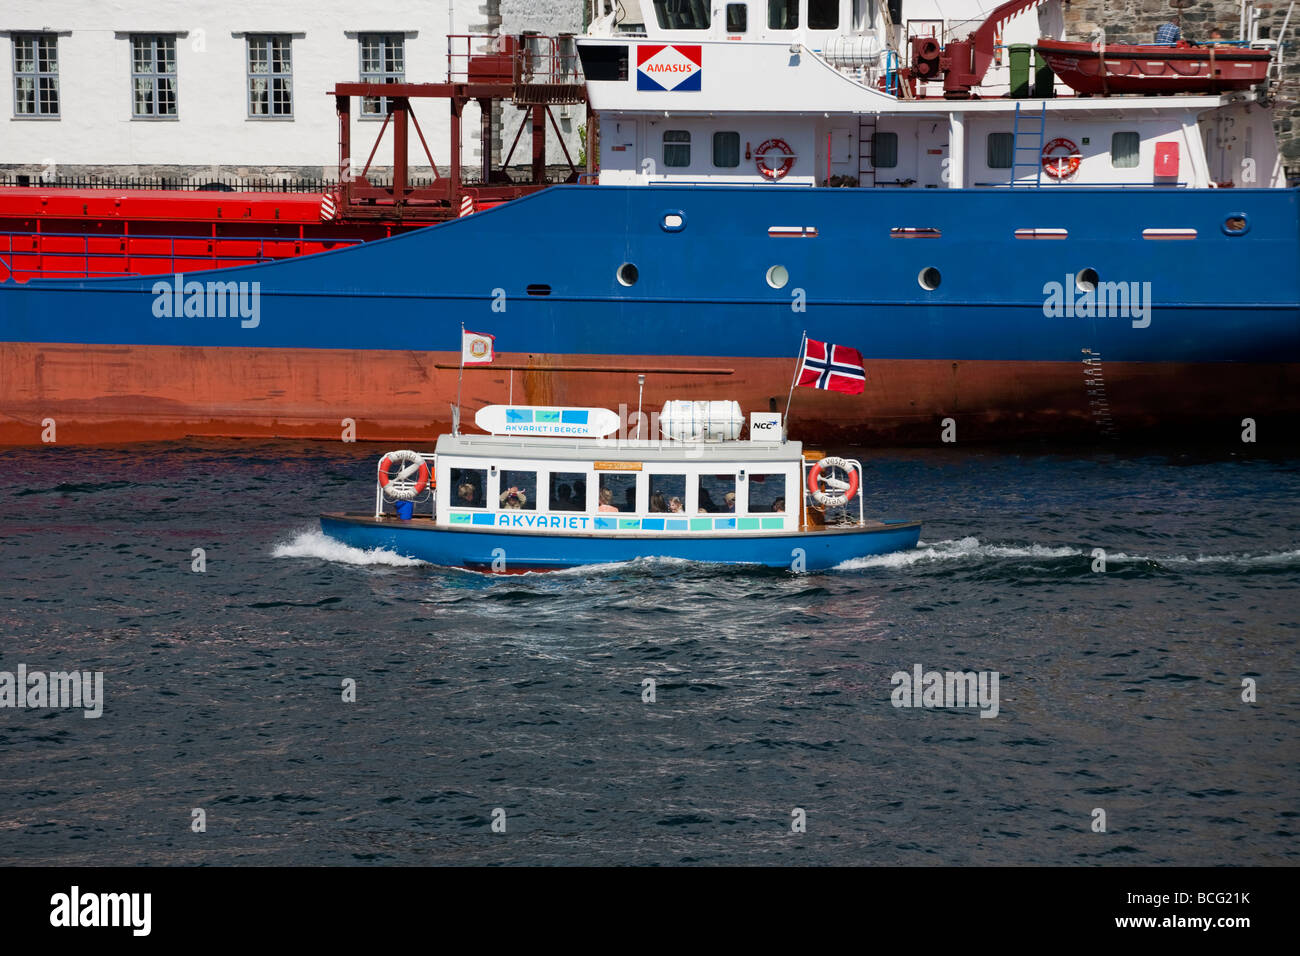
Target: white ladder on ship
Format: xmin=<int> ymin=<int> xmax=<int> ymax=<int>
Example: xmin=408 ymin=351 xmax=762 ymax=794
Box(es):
xmin=1009 ymin=102 xmax=1046 ymax=187
xmin=859 ymin=114 xmax=877 ymax=187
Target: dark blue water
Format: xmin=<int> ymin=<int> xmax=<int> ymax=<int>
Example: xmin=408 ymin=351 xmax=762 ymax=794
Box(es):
xmin=1 ymin=440 xmax=1296 ymax=865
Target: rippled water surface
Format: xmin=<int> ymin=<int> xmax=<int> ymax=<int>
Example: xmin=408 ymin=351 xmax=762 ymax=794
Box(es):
xmin=1 ymin=440 xmax=1296 ymax=865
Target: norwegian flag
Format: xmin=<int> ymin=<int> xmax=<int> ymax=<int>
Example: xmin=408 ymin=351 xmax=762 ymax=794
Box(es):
xmin=797 ymin=338 xmax=866 ymax=394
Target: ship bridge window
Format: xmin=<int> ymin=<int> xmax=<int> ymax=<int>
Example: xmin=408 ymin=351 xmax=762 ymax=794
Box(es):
xmin=987 ymin=132 xmax=1013 ymax=169
xmin=1112 ymin=132 xmax=1140 ymax=169
xmin=577 ymin=44 xmax=628 ymax=82
xmin=808 ymin=0 xmax=839 ymax=29
xmin=713 ymin=131 xmax=741 ymax=167
xmin=451 ymin=468 xmax=487 ymax=509
xmin=499 ymin=470 xmax=537 ymax=511
xmin=653 ymin=0 xmax=712 ymax=30
xmin=663 ymin=130 xmax=691 ymax=167
xmin=726 ymin=3 xmax=748 ymax=31
xmin=549 ymin=472 xmax=587 ymax=511
xmin=599 ymin=473 xmax=638 ymax=513
xmin=872 ymin=131 xmax=898 ymax=168
xmin=750 ymin=474 xmax=787 ymax=512
xmin=768 ymin=0 xmax=800 ymax=29
xmin=650 ymin=474 xmax=687 ymax=513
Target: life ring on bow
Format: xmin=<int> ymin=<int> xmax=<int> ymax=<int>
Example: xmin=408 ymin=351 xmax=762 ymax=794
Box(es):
xmin=806 ymin=456 xmax=860 ymax=508
xmin=755 ymin=138 xmax=796 ymax=180
xmin=1041 ymin=138 xmax=1081 ymax=179
xmin=377 ymin=450 xmax=430 ymax=501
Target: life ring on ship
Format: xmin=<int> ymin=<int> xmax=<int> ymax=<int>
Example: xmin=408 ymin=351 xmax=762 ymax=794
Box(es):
xmin=806 ymin=457 xmax=860 ymax=508
xmin=755 ymin=138 xmax=796 ymax=180
xmin=377 ymin=450 xmax=430 ymax=501
xmin=1041 ymin=138 xmax=1081 ymax=179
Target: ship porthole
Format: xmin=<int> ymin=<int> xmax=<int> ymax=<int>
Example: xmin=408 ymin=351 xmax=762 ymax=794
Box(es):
xmin=1075 ymin=268 xmax=1099 ymax=293
xmin=766 ymin=264 xmax=789 ymax=289
xmin=918 ymin=266 xmax=941 ymax=291
xmin=617 ymin=262 xmax=639 ymax=286
xmin=1222 ymin=214 xmax=1249 ymax=236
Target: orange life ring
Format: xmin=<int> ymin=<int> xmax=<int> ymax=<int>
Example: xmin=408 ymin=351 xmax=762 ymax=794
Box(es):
xmin=755 ymin=138 xmax=796 ymax=180
xmin=806 ymin=457 xmax=859 ymax=507
xmin=378 ymin=451 xmax=430 ymax=499
xmin=1041 ymin=138 xmax=1081 ymax=179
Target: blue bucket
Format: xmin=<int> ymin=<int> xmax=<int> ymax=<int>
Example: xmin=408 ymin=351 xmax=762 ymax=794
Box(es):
xmin=395 ymin=500 xmax=414 ymax=520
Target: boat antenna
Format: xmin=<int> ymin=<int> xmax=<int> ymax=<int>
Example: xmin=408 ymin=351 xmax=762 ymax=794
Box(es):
xmin=635 ymin=373 xmax=645 ymax=440
xmin=454 ymin=321 xmax=465 ymax=435
xmin=782 ymin=330 xmax=807 ymax=443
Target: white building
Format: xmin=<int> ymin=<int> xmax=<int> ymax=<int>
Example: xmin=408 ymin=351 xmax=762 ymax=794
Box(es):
xmin=2 ymin=0 xmax=585 ymax=182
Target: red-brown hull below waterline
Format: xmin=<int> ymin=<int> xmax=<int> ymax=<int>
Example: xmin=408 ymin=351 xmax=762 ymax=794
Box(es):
xmin=1 ymin=343 xmax=1296 ymax=446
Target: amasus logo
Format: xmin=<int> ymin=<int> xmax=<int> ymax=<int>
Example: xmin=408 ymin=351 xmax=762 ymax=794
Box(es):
xmin=637 ymin=45 xmax=702 ymax=91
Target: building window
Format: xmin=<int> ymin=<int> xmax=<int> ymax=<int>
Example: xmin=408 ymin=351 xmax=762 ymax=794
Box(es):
xmin=248 ymin=35 xmax=292 ymax=118
xmin=663 ymin=130 xmax=691 ymax=167
xmin=131 ymin=35 xmax=177 ymax=118
xmin=726 ymin=3 xmax=748 ymax=31
xmin=987 ymin=132 xmax=1013 ymax=169
xmin=808 ymin=0 xmax=839 ymax=29
xmin=12 ymin=34 xmax=59 ymax=117
xmin=1112 ymin=131 xmax=1140 ymax=168
xmin=872 ymin=131 xmax=898 ymax=168
xmin=359 ymin=34 xmax=405 ymax=117
xmin=653 ymin=0 xmax=712 ymax=30
xmin=768 ymin=0 xmax=800 ymax=29
xmin=713 ymin=131 xmax=740 ymax=167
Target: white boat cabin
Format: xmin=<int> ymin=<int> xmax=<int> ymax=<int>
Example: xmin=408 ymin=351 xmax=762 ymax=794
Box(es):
xmin=581 ymin=0 xmax=1286 ymax=188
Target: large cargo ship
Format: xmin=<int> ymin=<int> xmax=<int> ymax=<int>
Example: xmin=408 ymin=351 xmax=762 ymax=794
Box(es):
xmin=2 ymin=0 xmax=1297 ymax=445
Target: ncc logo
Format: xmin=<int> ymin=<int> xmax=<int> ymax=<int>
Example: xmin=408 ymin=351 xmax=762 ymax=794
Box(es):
xmin=637 ymin=45 xmax=702 ymax=91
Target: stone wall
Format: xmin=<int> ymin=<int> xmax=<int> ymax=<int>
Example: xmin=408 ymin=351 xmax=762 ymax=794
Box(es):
xmin=1062 ymin=1 xmax=1300 ymax=170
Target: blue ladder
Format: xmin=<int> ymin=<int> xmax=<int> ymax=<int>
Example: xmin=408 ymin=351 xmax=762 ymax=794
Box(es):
xmin=1009 ymin=102 xmax=1046 ymax=187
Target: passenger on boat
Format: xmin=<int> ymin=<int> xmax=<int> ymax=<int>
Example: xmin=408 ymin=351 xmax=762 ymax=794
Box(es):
xmin=772 ymin=498 xmax=785 ymax=513
xmin=500 ymin=487 xmax=526 ymax=509
xmin=723 ymin=492 xmax=736 ymax=512
xmin=457 ymin=482 xmax=478 ymax=507
xmin=650 ymin=492 xmax=667 ymax=512
xmin=598 ymin=488 xmax=618 ymax=512
xmin=668 ymin=496 xmax=683 ymax=513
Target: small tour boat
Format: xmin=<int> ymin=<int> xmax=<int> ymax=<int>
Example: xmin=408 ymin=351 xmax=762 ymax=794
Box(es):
xmin=1035 ymin=38 xmax=1273 ymax=95
xmin=319 ymin=401 xmax=920 ymax=573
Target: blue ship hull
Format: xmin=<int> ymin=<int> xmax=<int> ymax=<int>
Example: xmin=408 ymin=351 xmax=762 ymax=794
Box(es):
xmin=2 ymin=185 xmax=1298 ymax=444
xmin=319 ymin=513 xmax=923 ymax=571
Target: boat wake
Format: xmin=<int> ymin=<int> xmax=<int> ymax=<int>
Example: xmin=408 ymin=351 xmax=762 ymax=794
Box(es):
xmin=834 ymin=537 xmax=1300 ymax=572
xmin=272 ymin=529 xmax=428 ymax=567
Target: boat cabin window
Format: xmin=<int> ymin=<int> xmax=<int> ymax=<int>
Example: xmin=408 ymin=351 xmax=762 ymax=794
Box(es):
xmin=698 ymin=474 xmax=736 ymax=513
xmin=808 ymin=0 xmax=839 ymax=29
xmin=599 ymin=473 xmax=637 ymax=513
xmin=713 ymin=131 xmax=741 ymax=167
xmin=987 ymin=132 xmax=1013 ymax=169
xmin=726 ymin=3 xmax=748 ymax=31
xmin=768 ymin=0 xmax=799 ymax=30
xmin=451 ymin=468 xmax=487 ymax=508
xmin=649 ymin=474 xmax=687 ymax=513
xmin=499 ymin=469 xmax=536 ymax=511
xmin=663 ymin=130 xmax=691 ymax=167
xmin=549 ymin=472 xmax=586 ymax=511
xmin=1111 ymin=132 xmax=1140 ymax=169
xmin=653 ymin=0 xmax=711 ymax=30
xmin=749 ymin=474 xmax=787 ymax=512
xmin=873 ymin=131 xmax=898 ymax=168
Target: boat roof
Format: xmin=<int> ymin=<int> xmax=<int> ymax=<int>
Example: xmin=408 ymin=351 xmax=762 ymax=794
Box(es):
xmin=434 ymin=433 xmax=803 ymax=463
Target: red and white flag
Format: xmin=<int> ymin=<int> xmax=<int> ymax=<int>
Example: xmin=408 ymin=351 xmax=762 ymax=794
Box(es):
xmin=797 ymin=338 xmax=865 ymax=394
xmin=462 ymin=329 xmax=495 ymax=366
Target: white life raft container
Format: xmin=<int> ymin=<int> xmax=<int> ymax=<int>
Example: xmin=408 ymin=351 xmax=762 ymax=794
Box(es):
xmin=659 ymin=400 xmax=745 ymax=443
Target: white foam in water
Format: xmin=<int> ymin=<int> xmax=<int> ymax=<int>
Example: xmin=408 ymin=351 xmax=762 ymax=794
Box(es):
xmin=272 ymin=529 xmax=427 ymax=567
xmin=835 ymin=537 xmax=1300 ymax=572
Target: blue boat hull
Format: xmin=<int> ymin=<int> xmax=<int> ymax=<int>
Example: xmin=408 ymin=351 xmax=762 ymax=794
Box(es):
xmin=3 ymin=185 xmax=1297 ymax=444
xmin=319 ymin=513 xmax=922 ymax=571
